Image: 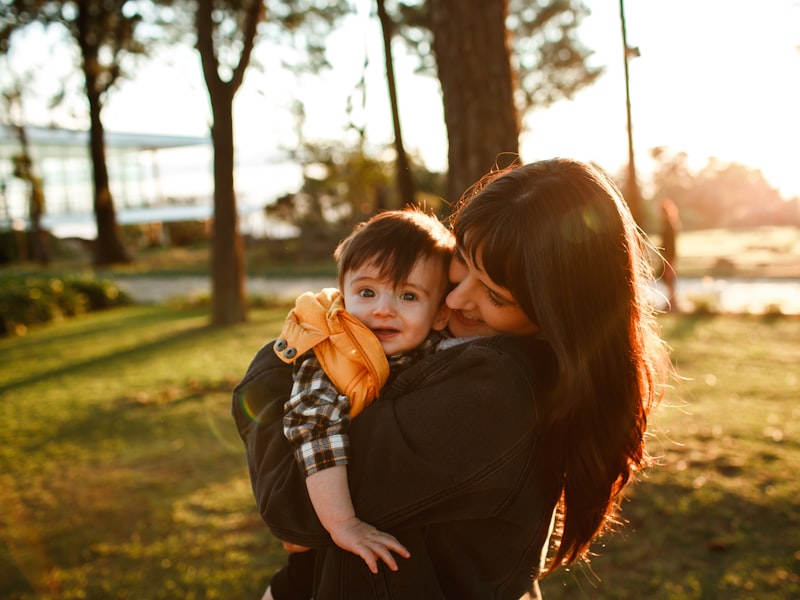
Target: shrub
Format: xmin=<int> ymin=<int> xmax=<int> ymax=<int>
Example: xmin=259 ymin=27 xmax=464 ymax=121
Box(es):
xmin=0 ymin=274 xmax=132 ymax=336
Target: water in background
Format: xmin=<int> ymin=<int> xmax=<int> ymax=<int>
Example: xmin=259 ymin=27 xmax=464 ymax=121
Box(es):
xmin=115 ymin=275 xmax=800 ymax=315
xmin=655 ymin=277 xmax=800 ymax=314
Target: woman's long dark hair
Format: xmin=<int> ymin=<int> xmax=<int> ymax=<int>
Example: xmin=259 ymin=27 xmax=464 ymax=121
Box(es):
xmin=451 ymin=158 xmax=668 ymax=573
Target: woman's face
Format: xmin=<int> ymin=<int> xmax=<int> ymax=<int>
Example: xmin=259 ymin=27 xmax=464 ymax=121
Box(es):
xmin=446 ymin=249 xmax=539 ymax=336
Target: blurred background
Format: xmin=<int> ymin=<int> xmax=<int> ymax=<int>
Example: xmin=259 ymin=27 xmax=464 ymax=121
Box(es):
xmin=1 ymin=1 xmax=798 ymax=598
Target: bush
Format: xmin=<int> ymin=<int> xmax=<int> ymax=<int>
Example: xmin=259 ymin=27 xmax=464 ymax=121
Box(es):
xmin=0 ymin=274 xmax=132 ymax=336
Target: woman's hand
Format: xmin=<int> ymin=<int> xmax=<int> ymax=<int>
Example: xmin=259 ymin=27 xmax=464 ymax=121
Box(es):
xmin=328 ymin=516 xmax=410 ymax=574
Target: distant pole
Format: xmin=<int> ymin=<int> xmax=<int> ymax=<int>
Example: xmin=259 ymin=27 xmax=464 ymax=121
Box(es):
xmin=619 ymin=0 xmax=645 ymax=227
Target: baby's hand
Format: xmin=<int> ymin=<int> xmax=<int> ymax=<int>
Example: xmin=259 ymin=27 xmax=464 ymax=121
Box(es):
xmin=328 ymin=516 xmax=410 ymax=574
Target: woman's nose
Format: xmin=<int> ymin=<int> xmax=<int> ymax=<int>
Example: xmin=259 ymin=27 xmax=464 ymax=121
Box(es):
xmin=446 ymin=278 xmax=473 ymax=310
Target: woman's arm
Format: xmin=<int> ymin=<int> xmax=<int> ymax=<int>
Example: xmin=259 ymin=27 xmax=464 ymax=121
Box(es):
xmin=345 ymin=337 xmax=548 ymax=527
xmin=235 ymin=336 xmax=553 ymax=542
xmin=232 ymin=341 xmax=329 ymax=545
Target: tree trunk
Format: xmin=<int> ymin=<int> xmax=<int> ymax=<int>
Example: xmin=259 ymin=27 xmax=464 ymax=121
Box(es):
xmin=377 ymin=0 xmax=415 ymax=208
xmin=209 ymin=86 xmax=246 ymax=325
xmin=74 ymin=0 xmax=130 ymax=266
xmin=429 ymin=0 xmax=519 ymax=205
xmin=13 ymin=124 xmax=50 ymax=264
xmin=87 ymin=85 xmax=131 ymax=265
xmin=196 ymin=0 xmax=258 ymax=326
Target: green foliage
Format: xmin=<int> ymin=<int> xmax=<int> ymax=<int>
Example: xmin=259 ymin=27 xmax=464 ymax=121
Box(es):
xmin=0 ymin=308 xmax=798 ymax=598
xmin=265 ymin=141 xmax=447 ymax=262
xmin=0 ymin=274 xmax=132 ymax=336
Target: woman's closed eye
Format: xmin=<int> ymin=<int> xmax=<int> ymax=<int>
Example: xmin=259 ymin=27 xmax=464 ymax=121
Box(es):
xmin=485 ymin=287 xmax=505 ymax=307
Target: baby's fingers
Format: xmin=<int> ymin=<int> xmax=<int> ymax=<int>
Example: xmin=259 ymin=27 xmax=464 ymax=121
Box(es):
xmin=382 ymin=534 xmax=410 ymax=560
xmin=369 ymin=533 xmax=410 ymax=572
xmin=358 ymin=549 xmax=380 ymax=574
xmin=373 ymin=543 xmax=400 ymax=572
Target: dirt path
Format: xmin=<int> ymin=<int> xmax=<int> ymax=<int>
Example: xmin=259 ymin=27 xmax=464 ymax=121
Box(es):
xmin=114 ymin=276 xmax=337 ymax=304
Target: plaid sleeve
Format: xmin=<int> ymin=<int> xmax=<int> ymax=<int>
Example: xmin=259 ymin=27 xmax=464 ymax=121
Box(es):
xmin=283 ymin=354 xmax=352 ymax=476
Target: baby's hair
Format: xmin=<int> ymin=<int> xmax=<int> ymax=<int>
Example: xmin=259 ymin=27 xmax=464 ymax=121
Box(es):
xmin=334 ymin=208 xmax=454 ymax=289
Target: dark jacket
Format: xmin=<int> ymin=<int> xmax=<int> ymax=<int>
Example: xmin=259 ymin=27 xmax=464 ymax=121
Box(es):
xmin=232 ymin=335 xmax=560 ymax=599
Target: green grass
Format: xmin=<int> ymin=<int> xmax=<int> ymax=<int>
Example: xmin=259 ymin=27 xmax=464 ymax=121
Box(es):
xmin=1 ymin=309 xmax=799 ymax=598
xmin=540 ymin=314 xmax=800 ymax=599
xmin=0 ymin=305 xmax=294 ymax=599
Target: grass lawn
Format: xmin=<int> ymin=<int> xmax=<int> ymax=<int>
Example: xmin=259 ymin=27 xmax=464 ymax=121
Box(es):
xmin=1 ymin=307 xmax=798 ymax=599
xmin=539 ymin=314 xmax=800 ymax=599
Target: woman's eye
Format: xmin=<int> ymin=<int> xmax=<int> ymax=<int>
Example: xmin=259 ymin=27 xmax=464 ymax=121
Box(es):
xmin=486 ymin=288 xmax=504 ymax=307
xmin=359 ymin=289 xmax=375 ymax=298
xmin=453 ymin=248 xmax=466 ymax=265
xmin=400 ymin=292 xmax=417 ymax=302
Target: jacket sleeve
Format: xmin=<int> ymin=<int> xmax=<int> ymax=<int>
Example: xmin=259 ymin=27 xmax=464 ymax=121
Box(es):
xmin=242 ymin=336 xmax=552 ymax=543
xmin=231 ymin=340 xmax=329 ymax=546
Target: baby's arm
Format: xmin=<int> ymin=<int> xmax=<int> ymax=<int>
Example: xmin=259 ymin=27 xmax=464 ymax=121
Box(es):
xmin=306 ymin=465 xmax=410 ymax=573
xmin=284 ymin=356 xmax=409 ymax=572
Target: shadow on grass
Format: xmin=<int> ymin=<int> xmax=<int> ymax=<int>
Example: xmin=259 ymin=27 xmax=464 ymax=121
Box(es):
xmin=4 ymin=305 xmax=204 ymax=351
xmin=1 ymin=387 xmax=282 ymax=599
xmin=1 ymin=310 xmax=213 ymax=395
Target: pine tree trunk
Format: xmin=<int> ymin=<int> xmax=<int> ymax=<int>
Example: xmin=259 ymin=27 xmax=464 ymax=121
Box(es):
xmin=429 ymin=0 xmax=519 ymax=205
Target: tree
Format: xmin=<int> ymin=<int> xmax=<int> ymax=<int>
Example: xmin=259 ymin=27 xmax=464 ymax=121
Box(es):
xmin=648 ymin=147 xmax=791 ymax=230
xmin=1 ymin=69 xmax=50 ymax=264
xmin=0 ymin=0 xmax=158 ymax=265
xmin=266 ymin=139 xmax=446 ymax=262
xmin=194 ymin=0 xmax=262 ymax=326
xmin=11 ymin=127 xmax=49 ymax=264
xmin=376 ymin=0 xmax=415 ymax=207
xmin=188 ymin=0 xmax=349 ymax=325
xmin=394 ymin=0 xmax=602 ymax=205
xmin=427 ymin=0 xmax=519 ymax=205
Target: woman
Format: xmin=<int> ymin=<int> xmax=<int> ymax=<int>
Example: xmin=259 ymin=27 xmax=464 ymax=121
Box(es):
xmin=233 ymin=158 xmax=669 ymax=599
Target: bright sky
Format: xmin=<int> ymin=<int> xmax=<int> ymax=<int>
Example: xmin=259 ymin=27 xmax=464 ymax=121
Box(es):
xmin=8 ymin=0 xmax=800 ymax=205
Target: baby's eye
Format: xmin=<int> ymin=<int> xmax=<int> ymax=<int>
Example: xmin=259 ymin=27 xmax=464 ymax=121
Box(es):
xmin=400 ymin=292 xmax=418 ymax=302
xmin=359 ymin=288 xmax=375 ymax=298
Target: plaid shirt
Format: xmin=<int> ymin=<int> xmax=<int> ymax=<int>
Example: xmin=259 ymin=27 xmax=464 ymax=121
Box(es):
xmin=284 ymin=332 xmax=441 ymax=476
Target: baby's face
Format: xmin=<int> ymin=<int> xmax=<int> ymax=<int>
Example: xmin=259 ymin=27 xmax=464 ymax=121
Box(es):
xmin=342 ymin=258 xmax=449 ymax=356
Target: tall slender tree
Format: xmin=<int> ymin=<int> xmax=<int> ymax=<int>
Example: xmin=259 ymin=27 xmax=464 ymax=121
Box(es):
xmin=377 ymin=0 xmax=415 ymax=207
xmin=1 ymin=73 xmax=50 ymax=264
xmin=195 ymin=0 xmax=262 ymax=326
xmin=190 ymin=0 xmax=350 ymax=325
xmin=0 ymin=0 xmax=156 ymax=265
